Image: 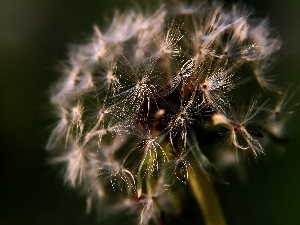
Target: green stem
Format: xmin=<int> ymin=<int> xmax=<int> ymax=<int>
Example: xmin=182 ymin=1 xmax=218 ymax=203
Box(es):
xmin=189 ymin=170 xmax=227 ymax=225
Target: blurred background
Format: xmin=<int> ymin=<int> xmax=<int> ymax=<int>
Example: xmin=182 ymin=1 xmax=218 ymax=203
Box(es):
xmin=0 ymin=0 xmax=299 ymax=224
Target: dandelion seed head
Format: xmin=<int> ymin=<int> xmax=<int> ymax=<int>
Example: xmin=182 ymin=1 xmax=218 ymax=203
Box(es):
xmin=47 ymin=1 xmax=289 ymax=224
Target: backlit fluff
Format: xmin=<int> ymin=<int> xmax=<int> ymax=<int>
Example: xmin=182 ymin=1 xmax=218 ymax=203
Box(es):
xmin=47 ymin=1 xmax=287 ymax=224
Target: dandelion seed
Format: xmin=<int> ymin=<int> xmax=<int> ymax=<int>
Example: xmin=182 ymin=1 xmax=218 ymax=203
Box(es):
xmin=112 ymin=57 xmax=160 ymax=115
xmin=138 ymin=171 xmax=171 ymax=225
xmin=95 ymin=157 xmax=136 ymax=193
xmin=159 ymin=58 xmax=195 ymax=96
xmin=212 ymin=98 xmax=267 ymax=158
xmin=93 ymin=60 xmax=121 ymax=95
xmin=52 ymin=140 xmax=87 ymax=187
xmin=264 ymin=91 xmax=299 ymax=138
xmin=188 ymin=5 xmax=232 ymax=63
xmin=194 ymin=63 xmax=237 ymax=112
xmin=66 ymin=102 xmax=84 ymax=141
xmin=165 ymin=149 xmax=195 ymax=184
xmin=165 ymin=92 xmax=202 ymax=151
xmin=154 ymin=21 xmax=183 ymax=58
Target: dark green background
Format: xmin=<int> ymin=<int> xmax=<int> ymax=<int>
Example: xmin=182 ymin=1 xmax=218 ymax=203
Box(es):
xmin=1 ymin=0 xmax=299 ymax=224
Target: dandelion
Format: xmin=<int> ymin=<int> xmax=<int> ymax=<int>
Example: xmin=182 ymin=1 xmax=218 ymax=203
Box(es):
xmin=47 ymin=1 xmax=291 ymax=224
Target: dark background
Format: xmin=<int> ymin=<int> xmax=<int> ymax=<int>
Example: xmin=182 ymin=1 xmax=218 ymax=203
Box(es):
xmin=1 ymin=0 xmax=299 ymax=224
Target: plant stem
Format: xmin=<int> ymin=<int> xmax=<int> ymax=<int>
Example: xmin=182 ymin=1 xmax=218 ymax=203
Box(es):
xmin=189 ymin=170 xmax=227 ymax=225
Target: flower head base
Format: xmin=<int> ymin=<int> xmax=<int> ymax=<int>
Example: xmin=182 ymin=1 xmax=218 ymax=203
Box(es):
xmin=48 ymin=1 xmax=289 ymax=224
